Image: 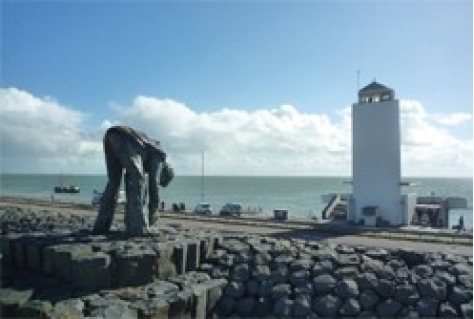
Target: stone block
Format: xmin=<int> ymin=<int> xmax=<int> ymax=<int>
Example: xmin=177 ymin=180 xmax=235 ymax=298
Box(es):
xmin=14 ymin=234 xmax=48 ymax=269
xmin=192 ymin=284 xmax=207 ymax=319
xmin=199 ymin=237 xmax=215 ymax=261
xmin=14 ymin=236 xmax=29 ymax=268
xmin=131 ymin=298 xmax=169 ymax=319
xmin=223 ymin=280 xmax=244 ymax=299
xmin=173 ymin=243 xmax=187 ymax=275
xmin=71 ymin=251 xmax=112 ymax=291
xmin=152 ymin=242 xmax=177 ymax=281
xmin=153 ymin=299 xmax=170 ymax=319
xmin=51 ymin=298 xmax=84 ymax=318
xmin=43 ymin=244 xmax=74 ymax=278
xmin=461 ymin=302 xmax=473 ymax=319
xmin=213 ymin=235 xmax=223 ymax=251
xmin=1 ymin=234 xmax=22 ymax=264
xmin=90 ymin=301 xmax=138 ymax=319
xmin=201 ymin=278 xmax=227 ymax=315
xmin=15 ymin=299 xmax=53 ymax=318
xmin=213 ymin=296 xmax=236 ymax=317
xmin=25 ymin=235 xmax=53 ymax=272
xmin=53 ymin=244 xmax=90 ymax=281
xmin=186 ymin=241 xmax=200 ymax=272
xmin=274 ymin=297 xmax=293 ymax=317
xmin=168 ymin=272 xmax=211 ymax=291
xmin=313 ymin=294 xmax=342 ymax=317
xmin=167 ymin=288 xmax=194 ymax=319
xmin=0 ymin=286 xmax=34 ymax=318
xmin=25 ymin=241 xmax=43 ymax=273
xmin=114 ymin=248 xmax=156 ymax=287
xmin=146 ymin=281 xmax=180 ymax=299
xmin=43 ymin=245 xmax=60 ymax=275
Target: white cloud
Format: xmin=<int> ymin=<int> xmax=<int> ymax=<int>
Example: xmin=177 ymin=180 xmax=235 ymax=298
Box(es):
xmin=399 ymin=100 xmax=472 ymax=176
xmin=432 ymin=112 xmax=472 ymax=126
xmin=113 ymin=96 xmax=472 ymax=177
xmin=0 ymin=88 xmax=103 ymax=173
xmin=113 ymin=96 xmax=352 ymax=176
xmin=0 ymin=87 xmax=471 ymax=177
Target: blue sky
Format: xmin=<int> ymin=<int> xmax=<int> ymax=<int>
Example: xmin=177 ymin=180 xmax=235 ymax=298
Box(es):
xmin=1 ymin=1 xmax=472 ymax=176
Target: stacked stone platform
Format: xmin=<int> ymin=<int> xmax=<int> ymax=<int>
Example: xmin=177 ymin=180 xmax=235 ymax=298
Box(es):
xmin=1 ymin=206 xmax=228 ymax=318
xmin=1 ymin=205 xmax=473 ymax=318
xmin=3 ymin=229 xmax=222 ymax=289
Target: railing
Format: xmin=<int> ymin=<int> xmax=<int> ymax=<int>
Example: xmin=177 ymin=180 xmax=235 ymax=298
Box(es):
xmin=322 ymin=194 xmax=341 ymax=219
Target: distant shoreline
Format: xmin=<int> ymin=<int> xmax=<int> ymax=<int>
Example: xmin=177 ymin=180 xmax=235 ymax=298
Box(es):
xmin=1 ymin=194 xmax=472 ymax=240
xmin=0 ymin=173 xmax=472 ymax=179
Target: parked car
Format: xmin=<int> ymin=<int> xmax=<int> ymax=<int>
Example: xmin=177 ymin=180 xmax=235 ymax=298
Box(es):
xmin=219 ymin=203 xmax=242 ymax=217
xmin=193 ymin=203 xmax=212 ymax=215
xmin=92 ymin=190 xmax=125 ymax=206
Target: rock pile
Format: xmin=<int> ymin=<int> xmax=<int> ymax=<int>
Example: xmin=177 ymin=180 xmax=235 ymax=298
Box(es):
xmin=202 ymin=235 xmax=473 ymax=318
xmin=1 ymin=205 xmax=473 ymax=318
xmin=1 ymin=206 xmax=95 ymax=233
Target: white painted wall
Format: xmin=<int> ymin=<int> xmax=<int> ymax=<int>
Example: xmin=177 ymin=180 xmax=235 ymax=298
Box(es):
xmin=402 ymin=194 xmax=417 ymax=225
xmin=352 ymin=99 xmax=402 ymax=225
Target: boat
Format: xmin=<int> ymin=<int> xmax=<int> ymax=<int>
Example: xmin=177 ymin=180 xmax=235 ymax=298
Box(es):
xmin=54 ymin=185 xmax=80 ymax=194
xmin=53 ymin=174 xmax=80 ymax=194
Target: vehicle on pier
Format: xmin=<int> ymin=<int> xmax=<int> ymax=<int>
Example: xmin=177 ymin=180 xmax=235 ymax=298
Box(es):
xmin=91 ymin=190 xmax=125 ymax=206
xmin=219 ymin=203 xmax=242 ymax=217
xmin=194 ymin=203 xmax=213 ymax=215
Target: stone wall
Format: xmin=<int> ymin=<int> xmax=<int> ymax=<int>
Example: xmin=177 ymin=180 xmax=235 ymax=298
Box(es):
xmin=202 ymin=235 xmax=473 ymax=318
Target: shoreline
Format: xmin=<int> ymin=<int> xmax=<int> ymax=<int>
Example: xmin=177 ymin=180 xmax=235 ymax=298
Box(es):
xmin=2 ymin=175 xmax=471 ymax=224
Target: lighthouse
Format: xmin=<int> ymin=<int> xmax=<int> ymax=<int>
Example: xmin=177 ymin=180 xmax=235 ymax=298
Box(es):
xmin=350 ymin=81 xmax=403 ymax=226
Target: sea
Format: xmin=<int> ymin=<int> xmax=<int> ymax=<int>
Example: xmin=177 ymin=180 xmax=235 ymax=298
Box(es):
xmin=0 ymin=174 xmax=472 ymax=230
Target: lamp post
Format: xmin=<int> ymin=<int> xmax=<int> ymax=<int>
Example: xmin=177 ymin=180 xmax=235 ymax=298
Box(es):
xmin=201 ymin=151 xmax=205 ymax=202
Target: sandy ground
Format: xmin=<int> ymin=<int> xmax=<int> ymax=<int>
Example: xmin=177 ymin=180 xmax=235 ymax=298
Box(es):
xmin=1 ymin=196 xmax=472 ymax=256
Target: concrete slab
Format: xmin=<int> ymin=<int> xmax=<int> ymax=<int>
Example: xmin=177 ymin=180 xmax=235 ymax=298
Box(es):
xmin=71 ymin=251 xmax=112 ymax=291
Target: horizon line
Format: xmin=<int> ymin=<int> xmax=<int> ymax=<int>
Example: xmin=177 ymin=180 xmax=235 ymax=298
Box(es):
xmin=1 ymin=173 xmax=472 ymax=179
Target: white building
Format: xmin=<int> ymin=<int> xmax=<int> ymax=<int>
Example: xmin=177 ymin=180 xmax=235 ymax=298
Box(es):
xmin=349 ymin=81 xmax=405 ymax=226
xmin=321 ymin=81 xmax=468 ymax=228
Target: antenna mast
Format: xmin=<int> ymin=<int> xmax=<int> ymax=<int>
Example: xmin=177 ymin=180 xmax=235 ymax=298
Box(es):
xmin=356 ymin=69 xmax=361 ymax=90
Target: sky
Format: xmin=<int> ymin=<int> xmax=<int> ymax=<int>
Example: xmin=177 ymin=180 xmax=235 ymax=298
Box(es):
xmin=1 ymin=0 xmax=472 ymax=177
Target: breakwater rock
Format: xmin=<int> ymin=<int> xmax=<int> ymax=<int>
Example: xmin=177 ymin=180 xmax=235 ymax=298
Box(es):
xmin=202 ymin=235 xmax=473 ymax=318
xmin=1 ymin=205 xmax=473 ymax=318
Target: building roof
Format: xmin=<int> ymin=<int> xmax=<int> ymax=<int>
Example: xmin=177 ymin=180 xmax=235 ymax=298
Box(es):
xmin=359 ymin=81 xmax=393 ymax=94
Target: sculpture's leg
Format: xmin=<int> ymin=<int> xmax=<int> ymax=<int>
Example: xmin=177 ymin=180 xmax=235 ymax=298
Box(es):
xmin=123 ymin=142 xmax=149 ymax=236
xmin=93 ymin=136 xmax=122 ymax=233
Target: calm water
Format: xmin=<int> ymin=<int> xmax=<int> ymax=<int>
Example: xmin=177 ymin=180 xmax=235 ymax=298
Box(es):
xmin=0 ymin=174 xmax=472 ymax=229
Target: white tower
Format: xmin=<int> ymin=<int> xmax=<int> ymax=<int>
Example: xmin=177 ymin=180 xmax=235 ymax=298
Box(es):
xmin=351 ymin=81 xmax=402 ymax=226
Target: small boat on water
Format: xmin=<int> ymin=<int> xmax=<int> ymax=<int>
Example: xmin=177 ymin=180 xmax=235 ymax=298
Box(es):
xmin=54 ymin=185 xmax=80 ymax=194
xmin=53 ymin=174 xmax=80 ymax=194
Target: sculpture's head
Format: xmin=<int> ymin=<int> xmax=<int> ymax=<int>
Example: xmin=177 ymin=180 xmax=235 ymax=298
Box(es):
xmin=160 ymin=162 xmax=174 ymax=187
